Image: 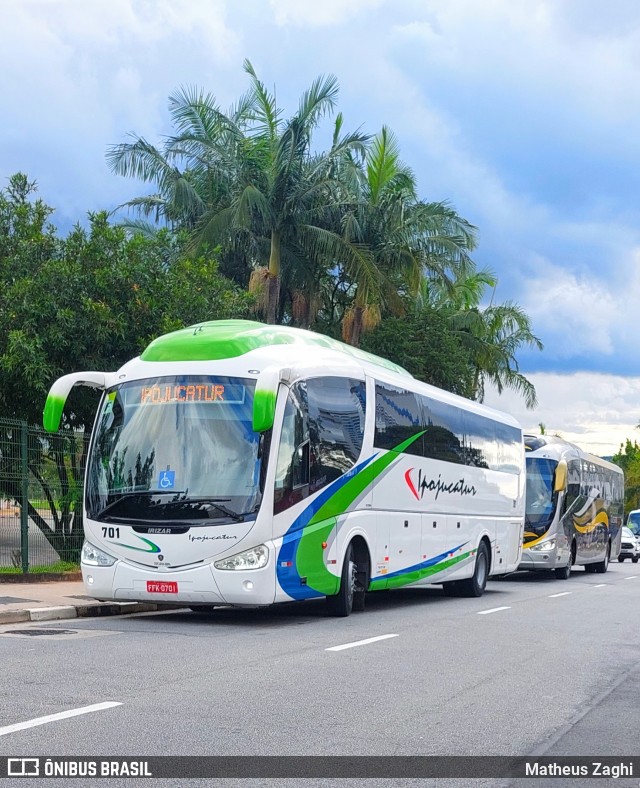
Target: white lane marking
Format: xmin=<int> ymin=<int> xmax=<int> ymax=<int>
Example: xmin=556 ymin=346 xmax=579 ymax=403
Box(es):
xmin=0 ymin=702 xmax=122 ymax=738
xmin=593 ymin=584 xmax=607 ymax=588
xmin=549 ymin=592 xmax=572 ymax=598
xmin=624 ymin=576 xmax=638 ymax=580
xmin=477 ymin=606 xmax=511 ymax=615
xmin=326 ymin=634 xmax=398 ymax=652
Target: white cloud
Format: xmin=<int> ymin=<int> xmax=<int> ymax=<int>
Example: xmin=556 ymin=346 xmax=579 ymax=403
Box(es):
xmin=0 ymin=0 xmax=241 ymax=220
xmin=393 ymin=0 xmax=640 ymax=149
xmin=269 ymin=0 xmax=384 ymax=27
xmin=518 ymin=258 xmax=616 ymax=356
xmin=483 ymin=373 xmax=640 ymax=456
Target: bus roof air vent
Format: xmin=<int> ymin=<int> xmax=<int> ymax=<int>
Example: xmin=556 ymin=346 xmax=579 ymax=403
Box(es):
xmin=140 ymin=319 xmax=412 ymax=376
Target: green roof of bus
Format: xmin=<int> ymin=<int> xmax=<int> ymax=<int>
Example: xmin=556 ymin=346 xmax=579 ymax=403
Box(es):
xmin=140 ymin=319 xmax=411 ymax=377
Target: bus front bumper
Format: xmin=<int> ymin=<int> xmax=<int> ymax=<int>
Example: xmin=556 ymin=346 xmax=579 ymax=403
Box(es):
xmin=518 ymin=544 xmax=568 ymax=571
xmin=81 ymin=560 xmax=277 ymax=607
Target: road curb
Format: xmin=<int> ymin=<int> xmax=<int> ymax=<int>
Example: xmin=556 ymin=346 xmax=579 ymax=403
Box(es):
xmin=0 ymin=610 xmax=31 ymax=625
xmin=29 ymin=606 xmax=77 ymax=621
xmin=0 ymin=572 xmax=83 ymax=584
xmin=0 ymin=601 xmax=176 ymax=625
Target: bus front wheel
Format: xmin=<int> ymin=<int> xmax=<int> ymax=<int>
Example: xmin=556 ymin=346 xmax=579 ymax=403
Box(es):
xmin=456 ymin=541 xmax=490 ymax=598
xmin=326 ymin=544 xmax=357 ymax=617
xmin=555 ymin=541 xmax=576 ymax=580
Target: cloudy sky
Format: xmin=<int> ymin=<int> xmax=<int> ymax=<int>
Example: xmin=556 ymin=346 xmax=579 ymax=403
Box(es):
xmin=2 ymin=0 xmax=639 ymax=454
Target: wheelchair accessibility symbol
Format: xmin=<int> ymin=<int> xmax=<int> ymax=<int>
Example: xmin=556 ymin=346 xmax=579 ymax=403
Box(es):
xmin=159 ymin=470 xmax=176 ymax=489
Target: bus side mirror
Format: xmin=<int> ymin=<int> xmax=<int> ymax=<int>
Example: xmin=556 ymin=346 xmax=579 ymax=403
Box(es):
xmin=252 ymin=367 xmax=281 ymax=433
xmin=554 ymin=460 xmax=568 ymax=493
xmin=43 ymin=371 xmax=110 ymax=432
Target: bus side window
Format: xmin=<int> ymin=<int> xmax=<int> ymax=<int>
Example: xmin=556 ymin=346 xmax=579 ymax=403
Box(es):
xmin=273 ymin=383 xmax=309 ymax=514
xmin=374 ymin=383 xmax=423 ymax=456
xmin=307 ymin=377 xmax=366 ymax=493
xmin=421 ymin=396 xmax=465 ymax=465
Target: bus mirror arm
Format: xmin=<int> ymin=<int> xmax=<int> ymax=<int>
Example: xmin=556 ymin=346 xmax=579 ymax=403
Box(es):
xmin=252 ymin=366 xmax=282 ymax=433
xmin=554 ymin=459 xmax=568 ymax=493
xmin=43 ymin=371 xmax=112 ymax=432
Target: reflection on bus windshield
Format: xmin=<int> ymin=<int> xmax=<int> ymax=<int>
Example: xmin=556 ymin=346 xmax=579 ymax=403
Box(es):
xmin=526 ymin=457 xmax=557 ymax=526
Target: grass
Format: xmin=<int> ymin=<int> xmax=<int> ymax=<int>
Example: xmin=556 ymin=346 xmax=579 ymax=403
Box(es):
xmin=0 ymin=561 xmax=80 ymax=574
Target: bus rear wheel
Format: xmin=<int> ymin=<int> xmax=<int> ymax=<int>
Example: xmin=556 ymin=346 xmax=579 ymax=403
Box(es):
xmin=593 ymin=541 xmax=611 ymax=574
xmin=456 ymin=541 xmax=489 ymax=598
xmin=326 ymin=544 xmax=357 ymax=617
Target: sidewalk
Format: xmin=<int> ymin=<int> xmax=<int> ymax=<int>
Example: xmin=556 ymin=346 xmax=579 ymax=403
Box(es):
xmin=0 ymin=580 xmax=173 ymax=625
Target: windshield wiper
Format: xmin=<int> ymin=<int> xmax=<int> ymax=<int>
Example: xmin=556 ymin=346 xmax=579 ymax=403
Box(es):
xmin=159 ymin=497 xmax=244 ymax=522
xmin=93 ymin=490 xmax=187 ymax=521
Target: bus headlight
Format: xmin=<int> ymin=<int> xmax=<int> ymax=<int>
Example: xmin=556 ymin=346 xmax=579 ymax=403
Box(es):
xmin=530 ymin=538 xmax=556 ymax=552
xmin=81 ymin=541 xmax=117 ymax=567
xmin=214 ymin=545 xmax=268 ymax=571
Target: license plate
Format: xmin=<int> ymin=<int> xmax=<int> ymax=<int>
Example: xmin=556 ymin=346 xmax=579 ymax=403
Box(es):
xmin=146 ymin=581 xmax=178 ymax=594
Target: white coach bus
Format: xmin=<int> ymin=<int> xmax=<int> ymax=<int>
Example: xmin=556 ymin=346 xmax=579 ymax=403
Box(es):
xmin=520 ymin=434 xmax=624 ymax=578
xmin=43 ymin=320 xmax=525 ymax=616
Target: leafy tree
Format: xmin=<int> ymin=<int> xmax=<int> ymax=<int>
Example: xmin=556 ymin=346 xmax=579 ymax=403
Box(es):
xmin=361 ymin=307 xmax=475 ymax=397
xmin=0 ymin=175 xmax=250 ymax=561
xmin=612 ymin=440 xmax=640 ymax=513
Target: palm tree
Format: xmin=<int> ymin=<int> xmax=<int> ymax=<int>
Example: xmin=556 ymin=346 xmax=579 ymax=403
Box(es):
xmin=330 ymin=127 xmax=479 ymax=346
xmin=418 ymin=267 xmax=497 ymax=311
xmin=107 ymin=61 xmax=371 ymax=324
xmin=452 ymin=301 xmax=543 ymax=408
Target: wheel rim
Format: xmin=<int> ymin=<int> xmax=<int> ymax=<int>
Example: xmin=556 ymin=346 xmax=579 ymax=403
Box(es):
xmin=477 ymin=552 xmax=488 ymax=588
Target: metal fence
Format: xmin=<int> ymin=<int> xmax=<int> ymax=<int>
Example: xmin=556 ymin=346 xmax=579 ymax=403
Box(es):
xmin=0 ymin=417 xmax=89 ymax=571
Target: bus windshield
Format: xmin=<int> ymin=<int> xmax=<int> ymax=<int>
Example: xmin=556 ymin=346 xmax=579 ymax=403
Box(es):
xmin=525 ymin=457 xmax=558 ymax=530
xmin=86 ymin=376 xmax=262 ymax=524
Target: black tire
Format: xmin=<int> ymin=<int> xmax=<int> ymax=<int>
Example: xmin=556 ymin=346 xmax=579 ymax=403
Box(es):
xmin=593 ymin=541 xmax=611 ymax=574
xmin=584 ymin=563 xmax=597 ymax=573
xmin=352 ymin=558 xmax=368 ymax=612
xmin=555 ymin=541 xmax=576 ymax=580
xmin=326 ymin=544 xmax=356 ymax=617
xmin=633 ymin=558 xmax=639 ymax=564
xmin=456 ymin=541 xmax=490 ymax=598
xmin=618 ymin=557 xmax=625 ymax=563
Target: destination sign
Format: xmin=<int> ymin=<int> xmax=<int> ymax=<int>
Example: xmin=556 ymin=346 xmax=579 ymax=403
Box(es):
xmin=124 ymin=383 xmax=246 ymax=406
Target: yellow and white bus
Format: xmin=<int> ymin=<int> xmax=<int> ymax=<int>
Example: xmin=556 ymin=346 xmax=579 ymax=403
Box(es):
xmin=44 ymin=320 xmax=525 ymax=616
xmin=520 ymin=434 xmax=624 ymax=578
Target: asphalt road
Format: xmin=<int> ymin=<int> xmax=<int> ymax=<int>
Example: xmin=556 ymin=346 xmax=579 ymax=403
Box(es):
xmin=1 ymin=563 xmax=639 ymax=787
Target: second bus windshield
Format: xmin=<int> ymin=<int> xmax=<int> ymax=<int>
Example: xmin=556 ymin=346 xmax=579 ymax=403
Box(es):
xmin=525 ymin=457 xmax=558 ymax=528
